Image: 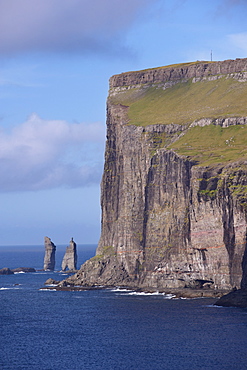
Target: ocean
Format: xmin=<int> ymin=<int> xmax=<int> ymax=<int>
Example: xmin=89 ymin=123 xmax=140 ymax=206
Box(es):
xmin=1 ymin=245 xmax=247 ymax=370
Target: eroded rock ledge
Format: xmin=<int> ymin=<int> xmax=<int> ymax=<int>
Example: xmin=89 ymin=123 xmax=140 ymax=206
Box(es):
xmin=110 ymin=58 xmax=247 ymax=88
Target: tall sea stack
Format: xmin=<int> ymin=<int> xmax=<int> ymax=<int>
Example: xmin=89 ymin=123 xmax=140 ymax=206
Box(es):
xmin=60 ymin=58 xmax=247 ymax=304
xmin=61 ymin=238 xmax=77 ymax=271
xmin=43 ymin=236 xmax=56 ymax=271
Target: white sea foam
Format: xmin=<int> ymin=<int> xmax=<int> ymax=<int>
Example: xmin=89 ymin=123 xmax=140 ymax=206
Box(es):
xmin=127 ymin=291 xmax=155 ymax=296
xmin=163 ymin=293 xmax=176 ymax=299
xmin=46 ymin=284 xmax=58 ymax=287
xmin=126 ymin=291 xmax=176 ymax=298
xmin=110 ymin=287 xmax=133 ymax=293
xmin=204 ymin=304 xmax=225 ymax=308
xmin=0 ymin=287 xmax=21 ymax=290
xmin=110 ymin=288 xmax=177 ymax=298
xmin=39 ymin=288 xmax=57 ymax=291
xmin=14 ymin=271 xmax=25 ymax=274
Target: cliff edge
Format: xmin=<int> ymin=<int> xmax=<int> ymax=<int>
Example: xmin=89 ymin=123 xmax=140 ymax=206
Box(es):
xmin=61 ymin=58 xmax=247 ymax=304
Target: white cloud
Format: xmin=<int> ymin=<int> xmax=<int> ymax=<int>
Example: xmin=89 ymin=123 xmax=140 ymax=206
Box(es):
xmin=0 ymin=114 xmax=105 ymax=191
xmin=0 ymin=0 xmax=151 ymax=56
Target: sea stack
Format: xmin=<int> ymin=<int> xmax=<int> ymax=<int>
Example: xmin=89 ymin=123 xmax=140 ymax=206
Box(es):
xmin=61 ymin=238 xmax=77 ymax=271
xmin=43 ymin=236 xmax=56 ymax=271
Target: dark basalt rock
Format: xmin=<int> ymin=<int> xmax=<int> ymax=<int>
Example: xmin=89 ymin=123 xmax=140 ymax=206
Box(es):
xmin=0 ymin=267 xmax=14 ymax=275
xmin=215 ymin=289 xmax=247 ymax=308
xmin=44 ymin=278 xmax=60 ymax=285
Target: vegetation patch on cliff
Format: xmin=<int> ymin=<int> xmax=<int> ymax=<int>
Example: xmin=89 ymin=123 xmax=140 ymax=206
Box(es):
xmin=89 ymin=246 xmax=116 ymax=262
xmin=111 ymin=77 xmax=247 ymax=126
xmin=169 ymin=124 xmax=247 ymax=165
xmin=225 ymin=169 xmax=247 ymax=209
xmin=121 ymin=60 xmax=213 ymax=74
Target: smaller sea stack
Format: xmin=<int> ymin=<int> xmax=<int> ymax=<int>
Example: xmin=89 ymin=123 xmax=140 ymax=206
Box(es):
xmin=61 ymin=238 xmax=77 ymax=271
xmin=43 ymin=236 xmax=56 ymax=271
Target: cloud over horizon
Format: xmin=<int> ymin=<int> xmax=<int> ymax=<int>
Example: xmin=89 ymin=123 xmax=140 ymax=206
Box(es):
xmin=0 ymin=0 xmax=151 ymax=56
xmin=0 ymin=114 xmax=105 ymax=192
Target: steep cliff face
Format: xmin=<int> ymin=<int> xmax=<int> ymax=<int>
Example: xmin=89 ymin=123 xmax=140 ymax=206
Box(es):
xmin=64 ymin=58 xmax=247 ymax=293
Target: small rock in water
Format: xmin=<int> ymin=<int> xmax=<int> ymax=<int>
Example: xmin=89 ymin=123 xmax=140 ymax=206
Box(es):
xmin=12 ymin=267 xmax=36 ymax=273
xmin=44 ymin=278 xmax=60 ymax=285
xmin=0 ymin=267 xmax=14 ymax=275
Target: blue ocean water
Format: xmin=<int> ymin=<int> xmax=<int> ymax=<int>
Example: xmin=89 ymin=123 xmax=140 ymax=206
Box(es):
xmin=1 ymin=246 xmax=247 ymax=370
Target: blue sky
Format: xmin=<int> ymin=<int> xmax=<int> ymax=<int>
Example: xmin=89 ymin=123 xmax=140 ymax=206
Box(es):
xmin=0 ymin=0 xmax=246 ymax=246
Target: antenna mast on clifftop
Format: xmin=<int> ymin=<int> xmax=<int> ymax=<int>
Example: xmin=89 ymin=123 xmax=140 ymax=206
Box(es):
xmin=211 ymin=50 xmax=213 ymax=61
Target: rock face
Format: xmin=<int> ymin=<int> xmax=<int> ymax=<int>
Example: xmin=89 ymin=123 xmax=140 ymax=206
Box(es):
xmin=109 ymin=58 xmax=247 ymax=88
xmin=61 ymin=238 xmax=77 ymax=271
xmin=62 ymin=58 xmax=247 ymax=301
xmin=43 ymin=236 xmax=56 ymax=271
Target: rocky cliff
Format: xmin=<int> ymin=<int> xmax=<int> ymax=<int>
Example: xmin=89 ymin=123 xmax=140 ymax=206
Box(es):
xmin=62 ymin=58 xmax=247 ymax=299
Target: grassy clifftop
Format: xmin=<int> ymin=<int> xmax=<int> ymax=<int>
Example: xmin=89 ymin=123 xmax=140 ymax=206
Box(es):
xmin=110 ymin=59 xmax=247 ymax=166
xmin=123 ymin=60 xmax=212 ymax=74
xmin=110 ymin=76 xmax=247 ymax=126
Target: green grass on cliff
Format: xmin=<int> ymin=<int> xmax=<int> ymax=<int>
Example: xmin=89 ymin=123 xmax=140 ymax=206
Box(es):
xmin=125 ymin=60 xmax=212 ymax=74
xmin=169 ymin=124 xmax=247 ymax=166
xmin=111 ymin=77 xmax=247 ymax=126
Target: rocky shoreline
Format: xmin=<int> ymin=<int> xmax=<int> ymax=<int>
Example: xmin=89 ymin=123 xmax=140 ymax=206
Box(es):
xmin=0 ymin=267 xmax=36 ymax=274
xmin=41 ymin=279 xmax=229 ymax=299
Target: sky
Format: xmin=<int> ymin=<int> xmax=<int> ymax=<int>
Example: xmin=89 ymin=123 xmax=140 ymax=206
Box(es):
xmin=0 ymin=0 xmax=247 ymax=246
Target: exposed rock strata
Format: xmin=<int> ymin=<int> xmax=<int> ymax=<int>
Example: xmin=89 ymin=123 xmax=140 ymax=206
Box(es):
xmin=60 ymin=59 xmax=247 ymax=304
xmin=61 ymin=238 xmax=77 ymax=271
xmin=43 ymin=236 xmax=56 ymax=271
xmin=110 ymin=58 xmax=247 ymax=89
